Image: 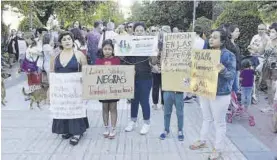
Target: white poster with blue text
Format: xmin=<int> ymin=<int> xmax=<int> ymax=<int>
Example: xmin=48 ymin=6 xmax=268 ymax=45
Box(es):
xmin=114 ymin=35 xmax=158 ymax=56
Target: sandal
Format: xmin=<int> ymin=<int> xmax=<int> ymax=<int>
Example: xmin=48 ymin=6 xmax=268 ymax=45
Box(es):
xmin=208 ymin=149 xmax=222 ymax=160
xmin=189 ymin=140 xmax=207 ymax=150
xmin=70 ymin=135 xmax=82 ymax=146
xmin=62 ymin=133 xmax=72 ymax=139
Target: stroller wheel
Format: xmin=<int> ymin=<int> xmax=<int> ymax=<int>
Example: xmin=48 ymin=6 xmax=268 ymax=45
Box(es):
xmin=227 ymin=114 xmax=232 ymax=123
xmin=249 ymin=116 xmax=255 ymax=126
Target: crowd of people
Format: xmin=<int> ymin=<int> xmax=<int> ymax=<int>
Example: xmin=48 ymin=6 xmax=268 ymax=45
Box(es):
xmin=3 ymin=20 xmax=277 ymax=160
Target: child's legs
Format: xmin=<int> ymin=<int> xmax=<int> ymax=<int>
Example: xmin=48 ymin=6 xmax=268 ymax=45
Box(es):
xmin=241 ymin=87 xmax=247 ymax=106
xmin=244 ymin=87 xmax=253 ymax=108
xmin=102 ymin=103 xmax=109 ymax=126
xmin=109 ymin=102 xmax=118 ymax=128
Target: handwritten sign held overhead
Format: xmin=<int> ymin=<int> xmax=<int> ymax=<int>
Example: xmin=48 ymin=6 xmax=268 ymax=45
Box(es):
xmin=82 ymin=65 xmax=135 ymax=100
xmin=161 ymin=32 xmax=195 ymax=92
xmin=190 ymin=50 xmax=221 ymax=99
xmin=114 ymin=35 xmax=158 ymax=56
xmin=49 ymin=73 xmax=86 ymax=119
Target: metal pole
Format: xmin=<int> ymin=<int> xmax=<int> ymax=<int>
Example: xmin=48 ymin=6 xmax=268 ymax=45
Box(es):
xmin=192 ymin=0 xmax=196 ymax=32
xmin=30 ymin=1 xmax=33 ymax=31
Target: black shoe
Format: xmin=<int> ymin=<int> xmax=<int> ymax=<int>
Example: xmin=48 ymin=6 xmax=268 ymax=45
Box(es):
xmin=62 ymin=134 xmax=72 ymax=139
xmin=184 ymin=96 xmax=193 ymax=103
xmin=70 ymin=135 xmax=82 ymax=146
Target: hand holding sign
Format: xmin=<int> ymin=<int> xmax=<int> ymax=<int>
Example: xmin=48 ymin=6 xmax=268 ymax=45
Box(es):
xmin=216 ymin=64 xmax=225 ymax=72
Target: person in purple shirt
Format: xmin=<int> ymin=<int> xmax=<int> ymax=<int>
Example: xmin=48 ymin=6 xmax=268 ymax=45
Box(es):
xmin=86 ymin=21 xmax=103 ymax=64
xmin=240 ymin=59 xmax=255 ymax=125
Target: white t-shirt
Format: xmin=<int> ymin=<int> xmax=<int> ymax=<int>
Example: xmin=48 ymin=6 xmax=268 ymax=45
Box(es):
xmin=250 ymin=34 xmax=270 ymax=55
xmin=26 ymin=46 xmax=42 ymax=62
xmin=98 ymin=30 xmax=118 ymax=49
xmin=193 ymin=35 xmax=205 ymax=49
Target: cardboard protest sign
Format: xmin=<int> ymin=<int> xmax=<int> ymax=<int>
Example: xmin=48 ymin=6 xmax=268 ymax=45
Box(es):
xmin=17 ymin=40 xmax=27 ymax=60
xmin=82 ymin=65 xmax=135 ymax=100
xmin=50 ymin=73 xmax=86 ymax=119
xmin=190 ymin=50 xmax=221 ymax=99
xmin=161 ymin=32 xmax=195 ymax=92
xmin=114 ymin=35 xmax=158 ymax=56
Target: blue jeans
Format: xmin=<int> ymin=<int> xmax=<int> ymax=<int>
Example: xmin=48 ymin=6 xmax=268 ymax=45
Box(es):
xmin=232 ymin=71 xmax=240 ymax=93
xmin=88 ymin=50 xmax=97 ymax=65
xmin=131 ymin=79 xmax=152 ymax=123
xmin=163 ymin=91 xmax=184 ymax=132
xmin=241 ymin=87 xmax=253 ymax=107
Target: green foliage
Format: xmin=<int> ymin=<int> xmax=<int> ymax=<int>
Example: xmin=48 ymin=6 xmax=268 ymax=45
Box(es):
xmin=3 ymin=1 xmax=124 ymax=29
xmin=18 ymin=16 xmax=43 ymax=32
xmin=257 ymin=1 xmax=277 ymax=24
xmin=214 ymin=2 xmax=263 ymax=53
xmin=189 ymin=16 xmax=213 ymax=35
xmin=129 ymin=1 xmax=213 ymax=31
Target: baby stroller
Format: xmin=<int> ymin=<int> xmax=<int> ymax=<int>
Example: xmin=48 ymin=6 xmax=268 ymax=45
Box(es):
xmin=227 ymin=91 xmax=255 ymax=126
xmin=227 ymin=57 xmax=256 ymax=126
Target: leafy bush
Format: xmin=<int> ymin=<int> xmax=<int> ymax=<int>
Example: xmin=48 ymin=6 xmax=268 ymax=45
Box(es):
xmin=18 ymin=16 xmax=44 ymax=32
xmin=189 ymin=16 xmax=213 ymax=36
xmin=214 ymin=2 xmax=263 ymax=54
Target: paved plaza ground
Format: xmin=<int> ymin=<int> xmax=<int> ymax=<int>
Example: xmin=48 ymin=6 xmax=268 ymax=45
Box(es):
xmin=1 ymin=68 xmax=277 ymax=160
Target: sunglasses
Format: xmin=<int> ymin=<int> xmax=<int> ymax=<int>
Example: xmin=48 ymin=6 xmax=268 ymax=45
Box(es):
xmin=128 ymin=26 xmax=133 ymax=28
xmin=151 ymin=30 xmax=157 ymax=32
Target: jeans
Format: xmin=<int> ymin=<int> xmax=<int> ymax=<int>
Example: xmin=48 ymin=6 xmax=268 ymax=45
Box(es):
xmin=163 ymin=91 xmax=184 ymax=132
xmin=199 ymin=95 xmax=231 ymax=151
xmin=241 ymin=87 xmax=253 ymax=107
xmin=232 ymin=71 xmax=240 ymax=93
xmin=88 ymin=50 xmax=97 ymax=65
xmin=152 ymin=73 xmax=164 ymax=105
xmin=131 ymin=79 xmax=152 ymax=123
xmin=266 ymin=80 xmax=277 ymax=105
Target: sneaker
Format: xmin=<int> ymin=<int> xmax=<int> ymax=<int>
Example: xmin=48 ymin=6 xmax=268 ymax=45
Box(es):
xmin=103 ymin=127 xmax=109 ymax=138
xmin=152 ymin=104 xmax=158 ymax=110
xmin=108 ymin=128 xmax=116 ymax=139
xmin=178 ymin=131 xmax=184 ymax=141
xmin=184 ymin=96 xmax=194 ymax=103
xmin=125 ymin=121 xmax=136 ymax=132
xmin=260 ymin=107 xmax=274 ymax=113
xmin=189 ymin=140 xmax=207 ymax=150
xmin=159 ymin=131 xmax=168 ymax=140
xmin=140 ymin=123 xmax=150 ymax=135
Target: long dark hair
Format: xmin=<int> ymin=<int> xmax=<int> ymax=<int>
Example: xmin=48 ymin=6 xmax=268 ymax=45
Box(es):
xmin=99 ymin=39 xmax=114 ymax=58
xmin=70 ymin=28 xmax=85 ymax=46
xmin=42 ymin=33 xmax=51 ymax=45
xmin=269 ymin=22 xmax=277 ymax=32
xmin=58 ymin=31 xmax=74 ymax=50
xmin=227 ymin=24 xmax=239 ymax=39
xmin=73 ymin=21 xmax=82 ymax=29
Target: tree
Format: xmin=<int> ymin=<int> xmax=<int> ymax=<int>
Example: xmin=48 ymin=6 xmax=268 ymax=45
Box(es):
xmin=129 ymin=1 xmax=214 ymax=31
xmin=214 ymin=2 xmax=263 ymax=54
xmin=18 ymin=15 xmax=43 ymax=32
xmin=2 ymin=1 xmax=101 ymax=26
xmin=257 ymin=1 xmax=277 ymax=24
xmin=189 ymin=16 xmax=213 ymax=36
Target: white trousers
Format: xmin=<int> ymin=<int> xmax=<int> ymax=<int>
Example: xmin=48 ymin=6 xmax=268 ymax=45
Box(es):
xmin=199 ymin=95 xmax=231 ymax=151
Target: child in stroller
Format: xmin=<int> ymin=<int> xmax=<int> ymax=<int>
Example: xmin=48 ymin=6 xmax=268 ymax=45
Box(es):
xmin=227 ymin=57 xmax=257 ymax=126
